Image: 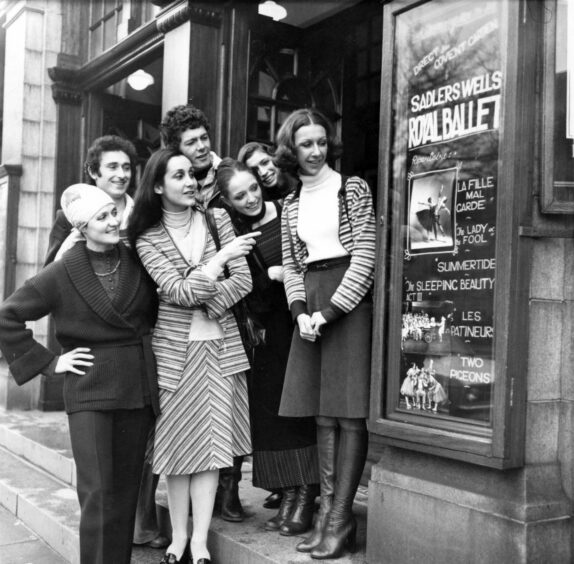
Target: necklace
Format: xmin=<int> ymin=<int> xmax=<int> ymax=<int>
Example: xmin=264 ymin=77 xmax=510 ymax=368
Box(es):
xmin=93 ymin=258 xmax=121 ymax=277
xmin=162 ymin=208 xmax=194 ymax=239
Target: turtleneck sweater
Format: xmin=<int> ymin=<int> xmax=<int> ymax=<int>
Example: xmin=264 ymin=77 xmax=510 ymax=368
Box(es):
xmin=162 ymin=207 xmax=224 ymax=341
xmin=297 ymin=164 xmax=349 ymax=264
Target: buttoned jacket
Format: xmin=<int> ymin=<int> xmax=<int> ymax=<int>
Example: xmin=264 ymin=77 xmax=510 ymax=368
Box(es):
xmin=281 ymin=175 xmax=376 ymax=322
xmin=136 ymin=208 xmax=252 ymax=392
xmin=0 ymin=242 xmax=160 ymax=414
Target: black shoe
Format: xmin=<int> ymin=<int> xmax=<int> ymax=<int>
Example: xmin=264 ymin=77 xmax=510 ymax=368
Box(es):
xmin=144 ymin=535 xmax=170 ymax=549
xmin=159 ymin=543 xmax=190 ymax=564
xmin=263 ymin=490 xmax=283 ymax=509
xmin=279 ymin=483 xmax=319 ymax=536
xmin=215 ymin=457 xmax=245 ymax=522
xmin=264 ymin=486 xmax=298 ymax=531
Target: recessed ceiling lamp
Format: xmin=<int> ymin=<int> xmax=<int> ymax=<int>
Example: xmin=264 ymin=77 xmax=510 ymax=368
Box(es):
xmin=127 ymin=69 xmax=155 ymax=91
xmin=258 ymin=1 xmax=287 ymax=21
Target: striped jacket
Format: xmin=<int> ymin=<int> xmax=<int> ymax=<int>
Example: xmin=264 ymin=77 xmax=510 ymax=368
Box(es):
xmin=281 ymin=175 xmax=376 ymax=322
xmin=136 ymin=209 xmax=252 ymax=392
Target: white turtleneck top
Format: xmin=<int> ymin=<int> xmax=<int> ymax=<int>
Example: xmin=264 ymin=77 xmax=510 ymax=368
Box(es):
xmin=163 ymin=208 xmax=224 ymax=341
xmin=297 ymin=164 xmax=349 ymax=264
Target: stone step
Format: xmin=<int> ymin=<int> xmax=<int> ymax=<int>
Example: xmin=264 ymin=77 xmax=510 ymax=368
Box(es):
xmin=0 ymin=445 xmax=80 ymax=563
xmin=0 ymin=409 xmax=369 ymax=563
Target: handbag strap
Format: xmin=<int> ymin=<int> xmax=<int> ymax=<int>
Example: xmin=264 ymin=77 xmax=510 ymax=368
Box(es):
xmin=205 ymin=207 xmax=231 ymax=279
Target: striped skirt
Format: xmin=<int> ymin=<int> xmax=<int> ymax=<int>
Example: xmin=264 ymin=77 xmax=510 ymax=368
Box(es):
xmin=150 ymin=339 xmax=251 ymax=475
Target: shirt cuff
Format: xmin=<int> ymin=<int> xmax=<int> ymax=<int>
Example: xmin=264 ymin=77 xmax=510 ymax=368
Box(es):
xmin=320 ymin=303 xmax=346 ymax=323
xmin=289 ymin=300 xmax=307 ymax=322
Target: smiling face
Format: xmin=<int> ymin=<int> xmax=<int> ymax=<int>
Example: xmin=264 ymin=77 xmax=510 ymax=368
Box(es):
xmin=154 ymin=155 xmax=198 ymax=212
xmin=245 ymin=149 xmax=278 ymax=189
xmin=294 ymin=123 xmax=328 ymax=177
xmin=89 ymin=150 xmax=132 ymax=202
xmin=178 ymin=126 xmax=212 ymax=173
xmin=82 ymin=203 xmax=120 ymax=252
xmin=224 ymin=170 xmax=263 ymax=218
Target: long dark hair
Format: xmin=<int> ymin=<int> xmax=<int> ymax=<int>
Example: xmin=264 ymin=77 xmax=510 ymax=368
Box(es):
xmin=127 ymin=147 xmax=185 ymax=248
xmin=274 ymin=108 xmax=342 ymax=175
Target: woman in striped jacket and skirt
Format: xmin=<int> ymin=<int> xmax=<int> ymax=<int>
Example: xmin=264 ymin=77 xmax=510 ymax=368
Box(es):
xmin=128 ymin=148 xmax=259 ymax=564
xmin=275 ymin=109 xmax=376 ymax=560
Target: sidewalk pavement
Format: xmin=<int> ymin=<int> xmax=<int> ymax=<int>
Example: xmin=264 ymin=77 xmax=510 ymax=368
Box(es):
xmin=0 ymin=503 xmax=68 ymax=564
xmin=0 ymin=408 xmax=369 ymax=564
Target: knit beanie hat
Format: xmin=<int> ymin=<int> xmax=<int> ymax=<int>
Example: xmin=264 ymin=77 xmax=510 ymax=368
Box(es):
xmin=60 ymin=184 xmax=115 ymax=229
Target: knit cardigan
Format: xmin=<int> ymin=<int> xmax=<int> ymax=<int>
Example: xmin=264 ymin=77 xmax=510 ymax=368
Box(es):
xmin=136 ymin=208 xmax=252 ymax=392
xmin=281 ymin=175 xmax=376 ymax=322
xmin=0 ymin=242 xmax=160 ymax=414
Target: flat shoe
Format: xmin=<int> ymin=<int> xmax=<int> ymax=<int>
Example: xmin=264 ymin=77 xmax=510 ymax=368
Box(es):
xmin=147 ymin=535 xmax=170 ymax=549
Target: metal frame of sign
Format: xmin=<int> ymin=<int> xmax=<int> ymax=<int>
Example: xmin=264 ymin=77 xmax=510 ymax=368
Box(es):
xmin=370 ymin=0 xmax=531 ymax=469
xmin=541 ymin=0 xmax=574 ymax=213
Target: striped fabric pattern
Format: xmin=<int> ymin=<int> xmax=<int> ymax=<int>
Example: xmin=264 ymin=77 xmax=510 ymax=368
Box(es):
xmin=136 ymin=209 xmax=252 ymax=392
xmin=150 ymin=340 xmax=251 ymax=474
xmin=252 ymin=444 xmax=319 ymax=489
xmin=281 ymin=176 xmax=376 ymax=316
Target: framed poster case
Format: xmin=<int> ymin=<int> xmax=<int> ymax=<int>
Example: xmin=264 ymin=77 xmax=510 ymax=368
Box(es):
xmin=370 ymin=0 xmax=531 ymax=468
xmin=541 ymin=0 xmax=574 ymax=213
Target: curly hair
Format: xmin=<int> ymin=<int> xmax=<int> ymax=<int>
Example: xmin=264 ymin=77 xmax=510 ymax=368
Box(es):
xmin=274 ymin=108 xmax=342 ymax=175
xmin=83 ymin=135 xmax=137 ymax=182
xmin=160 ymin=104 xmax=211 ymax=150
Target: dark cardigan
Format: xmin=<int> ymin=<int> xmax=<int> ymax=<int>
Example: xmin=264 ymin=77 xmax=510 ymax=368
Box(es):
xmin=0 ymin=242 xmax=160 ymax=415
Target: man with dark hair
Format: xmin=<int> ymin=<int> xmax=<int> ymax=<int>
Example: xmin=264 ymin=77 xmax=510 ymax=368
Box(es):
xmin=44 ymin=135 xmax=138 ymax=264
xmin=160 ymin=104 xmax=222 ymax=208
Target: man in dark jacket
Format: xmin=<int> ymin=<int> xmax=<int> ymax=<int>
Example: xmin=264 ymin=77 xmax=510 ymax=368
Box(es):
xmin=44 ymin=135 xmax=138 ymax=265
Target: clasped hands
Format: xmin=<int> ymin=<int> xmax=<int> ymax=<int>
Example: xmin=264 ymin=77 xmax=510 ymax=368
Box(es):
xmin=297 ymin=312 xmax=326 ymax=342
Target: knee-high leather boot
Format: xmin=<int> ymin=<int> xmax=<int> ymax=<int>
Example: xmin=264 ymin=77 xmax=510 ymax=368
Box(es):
xmin=310 ymin=418 xmax=367 ymax=560
xmin=296 ymin=416 xmax=338 ymax=552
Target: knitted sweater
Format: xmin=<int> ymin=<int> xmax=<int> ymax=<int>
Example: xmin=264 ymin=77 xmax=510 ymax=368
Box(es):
xmin=281 ymin=172 xmax=376 ymax=322
xmin=0 ymin=242 xmax=159 ymax=414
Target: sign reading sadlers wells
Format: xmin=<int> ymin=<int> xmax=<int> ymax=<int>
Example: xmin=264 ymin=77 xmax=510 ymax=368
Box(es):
xmin=393 ymin=1 xmax=501 ymax=424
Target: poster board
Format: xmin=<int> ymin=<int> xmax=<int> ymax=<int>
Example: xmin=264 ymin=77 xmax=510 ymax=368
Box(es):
xmin=370 ymin=0 xmax=527 ymax=468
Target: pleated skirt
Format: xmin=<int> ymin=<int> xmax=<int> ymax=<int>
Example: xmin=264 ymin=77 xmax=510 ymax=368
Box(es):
xmin=150 ymin=339 xmax=251 ymax=475
xmin=248 ymin=308 xmax=318 ymax=489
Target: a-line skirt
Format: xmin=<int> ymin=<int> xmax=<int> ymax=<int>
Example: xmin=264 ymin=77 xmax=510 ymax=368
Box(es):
xmin=279 ymin=258 xmax=372 ymax=419
xmin=149 ymin=339 xmax=251 ymax=475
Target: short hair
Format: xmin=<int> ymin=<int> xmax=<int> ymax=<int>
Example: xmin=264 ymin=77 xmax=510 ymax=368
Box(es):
xmin=83 ymin=135 xmax=137 ymax=182
xmin=237 ymin=142 xmax=273 ymax=164
xmin=160 ymin=104 xmax=211 ymax=150
xmin=274 ymin=108 xmax=342 ymax=175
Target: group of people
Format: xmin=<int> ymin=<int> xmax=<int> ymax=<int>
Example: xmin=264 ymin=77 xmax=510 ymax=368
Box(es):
xmin=0 ymin=103 xmax=376 ymax=564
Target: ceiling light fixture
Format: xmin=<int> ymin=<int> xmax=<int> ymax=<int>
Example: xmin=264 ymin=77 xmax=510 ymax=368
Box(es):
xmin=258 ymin=1 xmax=287 ymax=21
xmin=127 ymin=69 xmax=155 ymax=91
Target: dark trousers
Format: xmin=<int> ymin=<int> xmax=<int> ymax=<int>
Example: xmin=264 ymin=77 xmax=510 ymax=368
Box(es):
xmin=68 ymin=407 xmax=154 ymax=564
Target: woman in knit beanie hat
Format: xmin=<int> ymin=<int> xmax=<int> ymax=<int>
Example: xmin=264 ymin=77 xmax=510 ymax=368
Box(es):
xmin=0 ymin=182 xmax=160 ymax=564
